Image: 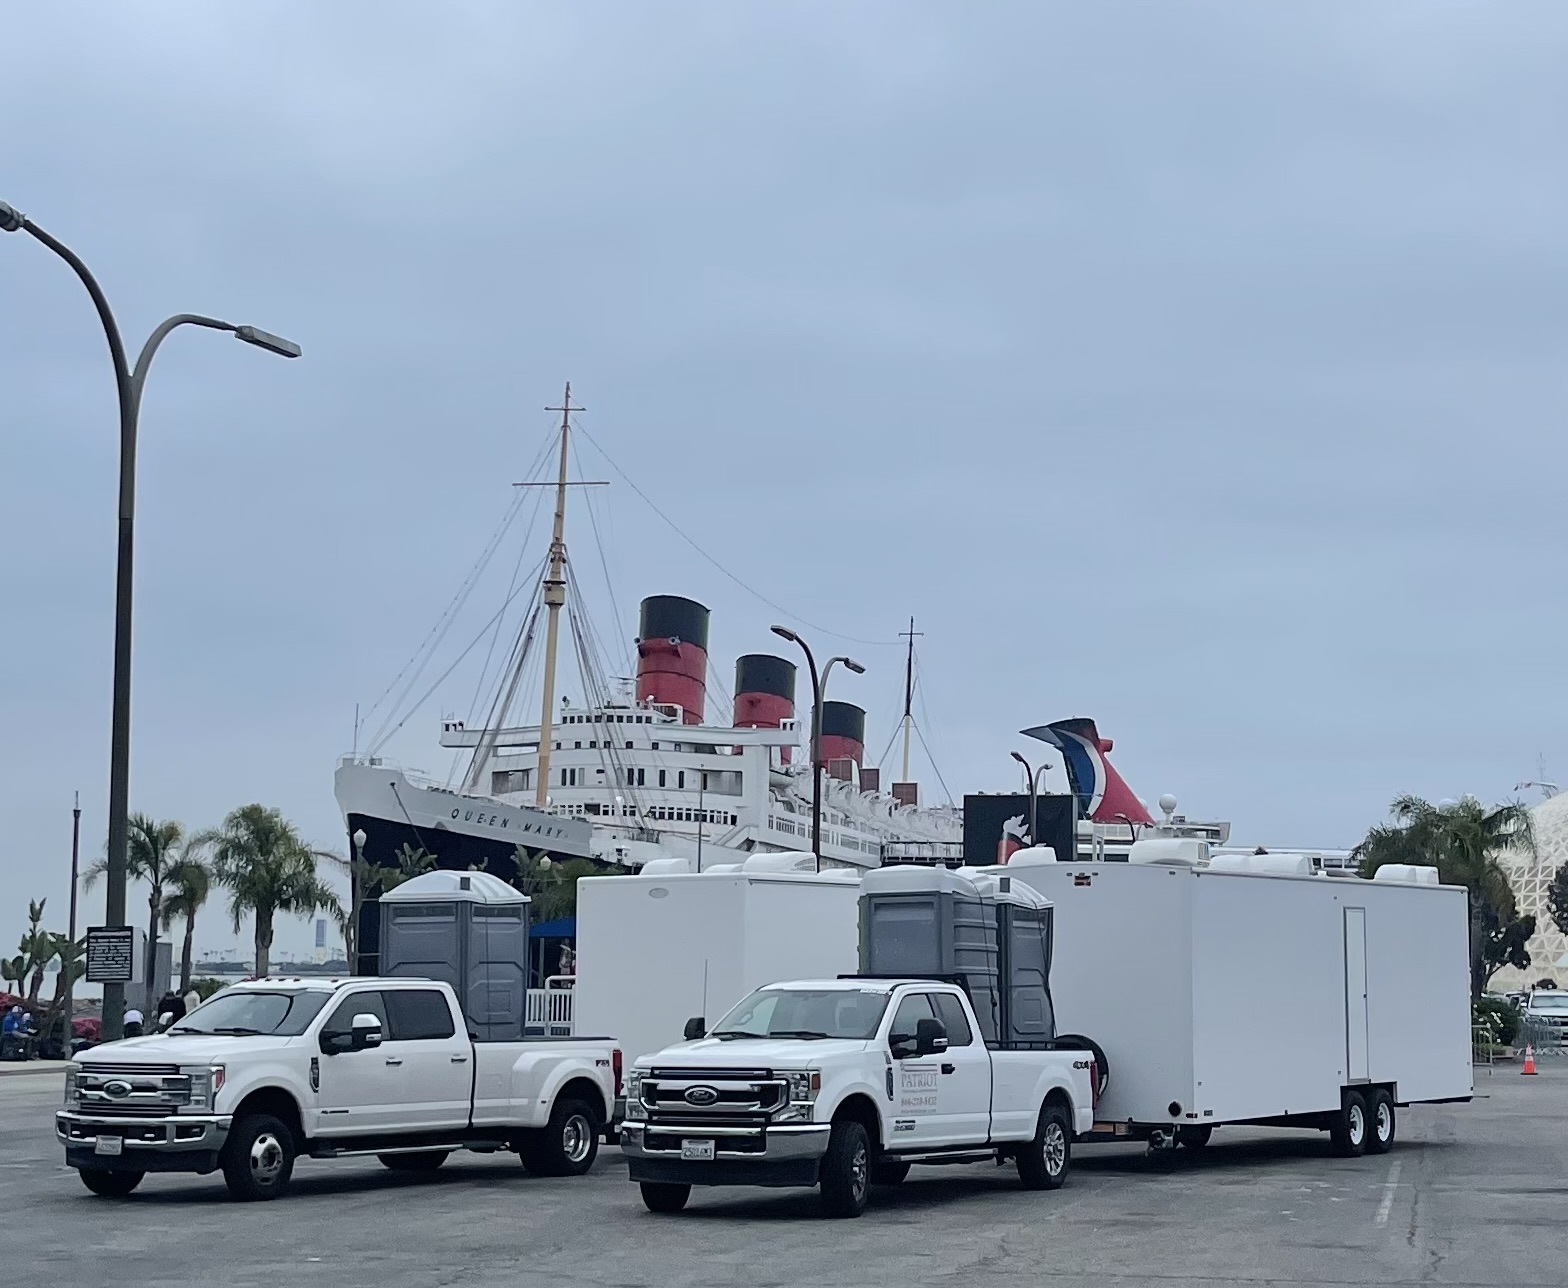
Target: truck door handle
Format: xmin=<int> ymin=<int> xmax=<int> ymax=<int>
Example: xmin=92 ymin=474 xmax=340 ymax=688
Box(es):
xmin=385 ymin=1058 xmax=403 ymax=1067
xmin=450 ymin=1055 xmax=469 ymax=1063
xmin=941 ymin=1063 xmax=955 ymax=1075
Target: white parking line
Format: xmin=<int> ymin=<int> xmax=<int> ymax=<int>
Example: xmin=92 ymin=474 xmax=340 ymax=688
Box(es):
xmin=1374 ymin=1158 xmax=1402 ymax=1226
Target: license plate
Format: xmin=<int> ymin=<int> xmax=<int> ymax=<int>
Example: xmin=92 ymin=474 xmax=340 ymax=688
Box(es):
xmin=94 ymin=1136 xmax=123 ymax=1157
xmin=680 ymin=1139 xmax=715 ymax=1161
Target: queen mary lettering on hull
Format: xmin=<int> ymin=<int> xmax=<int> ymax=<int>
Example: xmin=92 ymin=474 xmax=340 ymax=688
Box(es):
xmin=335 ymin=386 xmax=962 ymax=892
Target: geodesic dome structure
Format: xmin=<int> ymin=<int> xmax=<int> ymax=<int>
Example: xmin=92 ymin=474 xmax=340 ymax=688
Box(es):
xmin=1489 ymin=792 xmax=1568 ymax=991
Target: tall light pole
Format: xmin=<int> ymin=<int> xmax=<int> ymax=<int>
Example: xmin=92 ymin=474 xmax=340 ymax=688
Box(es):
xmin=64 ymin=793 xmax=82 ymax=1052
xmin=1 ymin=200 xmax=300 ymax=1038
xmin=1009 ymin=751 xmax=1052 ymax=848
xmin=771 ymin=626 xmax=864 ymax=872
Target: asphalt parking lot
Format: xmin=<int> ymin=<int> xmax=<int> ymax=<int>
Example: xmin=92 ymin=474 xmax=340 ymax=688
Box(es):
xmin=5 ymin=1063 xmax=1564 ymax=1288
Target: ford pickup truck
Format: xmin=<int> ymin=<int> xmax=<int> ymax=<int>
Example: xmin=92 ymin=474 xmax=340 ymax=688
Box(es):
xmin=58 ymin=976 xmax=620 ymax=1200
xmin=621 ymin=976 xmax=1095 ymax=1217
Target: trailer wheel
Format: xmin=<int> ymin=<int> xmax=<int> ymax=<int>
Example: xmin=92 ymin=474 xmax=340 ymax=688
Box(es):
xmin=1329 ymin=1090 xmax=1369 ymax=1158
xmin=1017 ymin=1101 xmax=1071 ymax=1190
xmin=818 ymin=1119 xmax=871 ymax=1217
xmin=640 ymin=1181 xmax=691 ymax=1213
xmin=1365 ymin=1089 xmax=1396 ymax=1155
xmin=1178 ymin=1125 xmax=1213 ymax=1150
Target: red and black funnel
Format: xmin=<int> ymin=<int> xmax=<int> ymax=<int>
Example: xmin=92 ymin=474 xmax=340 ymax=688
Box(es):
xmin=818 ymin=700 xmax=865 ymax=767
xmin=635 ymin=595 xmax=709 ymax=725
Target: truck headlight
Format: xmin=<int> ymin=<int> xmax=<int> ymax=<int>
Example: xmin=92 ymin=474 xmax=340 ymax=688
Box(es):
xmin=63 ymin=1066 xmax=78 ymax=1107
xmin=182 ymin=1064 xmax=225 ymax=1111
xmin=625 ymin=1071 xmax=648 ymax=1120
xmin=773 ymin=1070 xmax=821 ymax=1121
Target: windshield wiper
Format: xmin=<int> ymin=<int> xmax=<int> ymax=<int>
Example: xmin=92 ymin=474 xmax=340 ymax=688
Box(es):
xmin=205 ymin=1026 xmax=264 ymax=1036
xmin=709 ymin=1030 xmax=760 ymax=1039
xmin=767 ymin=1029 xmax=832 ymax=1040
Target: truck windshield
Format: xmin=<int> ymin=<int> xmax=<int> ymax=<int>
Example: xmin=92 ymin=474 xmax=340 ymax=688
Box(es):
xmin=711 ymin=988 xmax=890 ymax=1040
xmin=172 ymin=990 xmax=332 ymax=1037
xmin=1528 ymin=993 xmax=1568 ymax=1012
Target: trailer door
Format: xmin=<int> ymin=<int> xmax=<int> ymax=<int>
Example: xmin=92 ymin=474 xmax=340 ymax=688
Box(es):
xmin=1343 ymin=907 xmax=1369 ymax=1082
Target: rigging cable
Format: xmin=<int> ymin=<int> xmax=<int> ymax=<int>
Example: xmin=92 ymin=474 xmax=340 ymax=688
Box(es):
xmin=368 ymin=553 xmax=549 ymax=755
xmin=572 ymin=417 xmax=897 ymax=649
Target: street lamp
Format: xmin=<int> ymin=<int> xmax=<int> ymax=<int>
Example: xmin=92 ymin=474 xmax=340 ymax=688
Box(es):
xmin=1009 ymin=751 xmax=1053 ymax=849
xmin=1 ymin=199 xmax=300 ymax=1038
xmin=350 ymin=829 xmax=368 ymax=973
xmin=771 ymin=626 xmax=864 ymax=872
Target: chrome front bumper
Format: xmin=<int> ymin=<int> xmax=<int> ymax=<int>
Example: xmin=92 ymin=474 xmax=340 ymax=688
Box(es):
xmin=620 ymin=1121 xmax=831 ymax=1161
xmin=57 ymin=1110 xmax=232 ymax=1153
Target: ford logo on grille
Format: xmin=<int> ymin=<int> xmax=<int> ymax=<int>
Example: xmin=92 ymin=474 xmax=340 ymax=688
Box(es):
xmin=102 ymin=1080 xmax=133 ymax=1099
xmin=683 ymin=1085 xmax=720 ymax=1106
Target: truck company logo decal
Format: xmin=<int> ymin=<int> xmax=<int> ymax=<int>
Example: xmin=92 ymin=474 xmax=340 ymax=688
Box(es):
xmin=897 ymin=1067 xmax=939 ymax=1114
xmin=683 ymin=1086 xmax=720 ymax=1106
xmin=893 ymin=1119 xmax=916 ymax=1133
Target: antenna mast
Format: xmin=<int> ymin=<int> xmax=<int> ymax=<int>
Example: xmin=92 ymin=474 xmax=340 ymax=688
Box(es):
xmin=899 ymin=617 xmax=922 ymax=784
xmin=533 ymin=383 xmax=582 ymax=808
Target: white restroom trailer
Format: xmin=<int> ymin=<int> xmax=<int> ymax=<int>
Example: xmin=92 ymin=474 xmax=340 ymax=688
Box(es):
xmin=990 ymin=849 xmax=1472 ymax=1150
xmin=574 ymin=856 xmax=864 ymax=1076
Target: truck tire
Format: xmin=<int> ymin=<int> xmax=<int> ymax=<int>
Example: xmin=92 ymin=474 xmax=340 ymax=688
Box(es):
xmin=1178 ymin=1125 xmax=1213 ymax=1149
xmin=1329 ymin=1090 xmax=1369 ymax=1159
xmin=1365 ymin=1089 xmax=1396 ymax=1155
xmin=818 ymin=1119 xmax=871 ymax=1218
xmin=378 ymin=1150 xmax=451 ymax=1172
xmin=221 ymin=1112 xmax=296 ymax=1201
xmin=870 ymin=1158 xmax=911 ymax=1186
xmin=640 ymin=1181 xmax=691 ymax=1213
xmin=519 ymin=1098 xmax=599 ymax=1177
xmin=77 ymin=1168 xmax=144 ymax=1197
xmin=1017 ymin=1101 xmax=1071 ymax=1190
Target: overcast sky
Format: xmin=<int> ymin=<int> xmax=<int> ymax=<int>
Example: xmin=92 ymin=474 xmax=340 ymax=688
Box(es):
xmin=4 ymin=2 xmax=1567 ymax=962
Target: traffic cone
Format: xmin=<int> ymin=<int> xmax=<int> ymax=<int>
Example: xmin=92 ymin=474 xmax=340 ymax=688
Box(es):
xmin=1521 ymin=1044 xmax=1537 ymax=1075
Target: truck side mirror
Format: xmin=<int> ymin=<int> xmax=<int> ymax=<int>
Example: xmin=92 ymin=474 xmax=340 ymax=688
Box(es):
xmin=683 ymin=1016 xmax=706 ymax=1041
xmin=350 ymin=1014 xmax=384 ymax=1050
xmin=914 ymin=1017 xmax=948 ymax=1057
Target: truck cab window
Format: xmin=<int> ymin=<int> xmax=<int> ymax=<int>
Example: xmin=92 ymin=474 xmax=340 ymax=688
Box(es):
xmin=932 ymin=992 xmax=974 ymax=1047
xmin=324 ymin=990 xmax=386 ymax=1035
xmin=888 ymin=992 xmax=937 ymax=1043
xmin=385 ymin=989 xmax=457 ymax=1041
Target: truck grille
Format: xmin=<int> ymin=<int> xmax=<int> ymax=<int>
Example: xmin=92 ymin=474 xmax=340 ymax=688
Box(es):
xmin=641 ymin=1069 xmax=785 ymax=1118
xmin=75 ymin=1064 xmax=192 ymax=1115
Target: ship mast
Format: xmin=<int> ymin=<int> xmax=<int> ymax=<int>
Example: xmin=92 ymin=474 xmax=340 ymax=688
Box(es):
xmin=899 ymin=616 xmax=921 ymax=784
xmin=533 ymin=384 xmax=581 ymax=808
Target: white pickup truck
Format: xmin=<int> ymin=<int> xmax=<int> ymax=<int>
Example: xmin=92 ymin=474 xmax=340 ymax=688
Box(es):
xmin=621 ymin=977 xmax=1096 ymax=1217
xmin=57 ymin=976 xmax=620 ymax=1201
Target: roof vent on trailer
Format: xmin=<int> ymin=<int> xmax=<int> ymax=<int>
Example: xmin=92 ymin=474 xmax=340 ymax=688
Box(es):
xmin=1371 ymin=864 xmax=1440 ymax=886
xmin=1127 ymin=838 xmax=1209 ymax=867
xmin=1207 ymin=852 xmax=1316 ymax=877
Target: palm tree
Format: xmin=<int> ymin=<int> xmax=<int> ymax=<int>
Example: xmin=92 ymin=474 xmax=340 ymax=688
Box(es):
xmin=85 ymin=813 xmax=186 ymax=999
xmin=160 ymin=856 xmax=212 ymax=994
xmin=206 ymin=804 xmax=338 ymax=977
xmin=1355 ymin=794 xmax=1536 ymax=997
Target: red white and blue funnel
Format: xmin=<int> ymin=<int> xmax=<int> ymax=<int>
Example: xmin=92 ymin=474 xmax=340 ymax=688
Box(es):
xmin=1020 ymin=717 xmax=1153 ymax=826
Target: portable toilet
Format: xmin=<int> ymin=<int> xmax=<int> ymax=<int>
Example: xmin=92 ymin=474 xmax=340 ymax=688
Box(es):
xmin=377 ymin=870 xmax=531 ymax=1041
xmin=859 ymin=865 xmax=1055 ymax=1047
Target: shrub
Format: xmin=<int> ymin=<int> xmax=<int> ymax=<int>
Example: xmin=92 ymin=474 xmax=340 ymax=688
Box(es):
xmin=1474 ymin=996 xmax=1523 ymax=1046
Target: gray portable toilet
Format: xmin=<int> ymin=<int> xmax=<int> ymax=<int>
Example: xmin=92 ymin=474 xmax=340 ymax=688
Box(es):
xmin=377 ymin=870 xmax=531 ymax=1041
xmin=859 ymin=866 xmax=1054 ymax=1047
